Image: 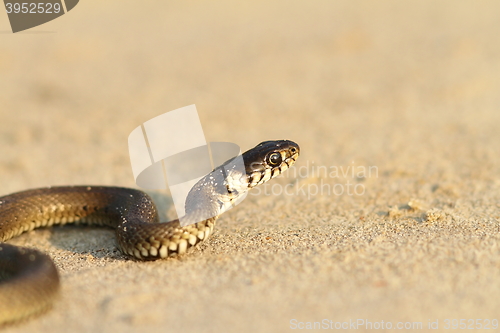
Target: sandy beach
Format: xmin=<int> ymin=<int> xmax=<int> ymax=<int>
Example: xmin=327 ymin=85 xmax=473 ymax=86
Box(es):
xmin=1 ymin=1 xmax=500 ymax=332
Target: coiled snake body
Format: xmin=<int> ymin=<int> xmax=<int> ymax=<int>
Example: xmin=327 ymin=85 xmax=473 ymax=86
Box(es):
xmin=0 ymin=140 xmax=299 ymax=325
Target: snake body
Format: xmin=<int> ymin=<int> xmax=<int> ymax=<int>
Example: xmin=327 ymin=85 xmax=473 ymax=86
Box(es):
xmin=0 ymin=140 xmax=299 ymax=325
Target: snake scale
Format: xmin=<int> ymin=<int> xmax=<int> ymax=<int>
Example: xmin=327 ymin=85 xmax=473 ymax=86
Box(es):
xmin=0 ymin=140 xmax=299 ymax=325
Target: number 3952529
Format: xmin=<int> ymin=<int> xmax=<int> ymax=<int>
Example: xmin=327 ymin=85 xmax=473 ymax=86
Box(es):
xmin=5 ymin=3 xmax=62 ymax=14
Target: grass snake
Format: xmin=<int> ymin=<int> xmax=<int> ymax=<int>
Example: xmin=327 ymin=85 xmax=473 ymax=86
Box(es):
xmin=0 ymin=140 xmax=300 ymax=325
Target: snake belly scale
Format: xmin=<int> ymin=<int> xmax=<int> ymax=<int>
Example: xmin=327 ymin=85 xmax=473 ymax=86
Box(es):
xmin=0 ymin=140 xmax=299 ymax=325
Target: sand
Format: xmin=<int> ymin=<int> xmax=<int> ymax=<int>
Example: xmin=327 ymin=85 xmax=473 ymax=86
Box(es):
xmin=1 ymin=1 xmax=500 ymax=332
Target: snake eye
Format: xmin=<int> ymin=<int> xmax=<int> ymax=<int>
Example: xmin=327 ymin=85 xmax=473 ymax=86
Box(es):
xmin=266 ymin=152 xmax=282 ymax=166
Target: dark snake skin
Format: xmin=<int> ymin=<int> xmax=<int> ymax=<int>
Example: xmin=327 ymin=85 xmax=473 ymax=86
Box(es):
xmin=0 ymin=140 xmax=300 ymax=325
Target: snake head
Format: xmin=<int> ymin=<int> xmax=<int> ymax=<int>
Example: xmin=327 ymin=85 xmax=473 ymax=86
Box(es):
xmin=184 ymin=140 xmax=300 ymax=224
xmin=243 ymin=140 xmax=300 ymax=187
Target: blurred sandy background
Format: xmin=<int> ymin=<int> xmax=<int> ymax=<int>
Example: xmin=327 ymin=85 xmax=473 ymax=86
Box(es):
xmin=1 ymin=1 xmax=500 ymax=332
